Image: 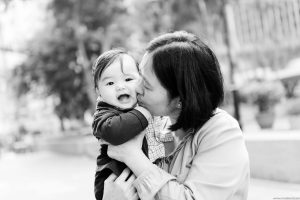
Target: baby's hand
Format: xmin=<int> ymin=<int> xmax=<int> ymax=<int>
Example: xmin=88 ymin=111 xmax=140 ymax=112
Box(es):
xmin=134 ymin=105 xmax=152 ymax=121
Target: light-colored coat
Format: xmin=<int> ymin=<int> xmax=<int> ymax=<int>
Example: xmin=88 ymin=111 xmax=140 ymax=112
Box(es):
xmin=133 ymin=109 xmax=250 ymax=200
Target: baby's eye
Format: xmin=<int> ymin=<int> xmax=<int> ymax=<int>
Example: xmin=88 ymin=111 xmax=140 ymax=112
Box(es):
xmin=106 ymin=82 xmax=114 ymax=86
xmin=125 ymin=78 xmax=133 ymax=82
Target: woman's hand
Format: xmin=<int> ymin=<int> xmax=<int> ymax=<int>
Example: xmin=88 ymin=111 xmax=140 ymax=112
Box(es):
xmin=108 ymin=130 xmax=155 ymax=177
xmin=107 ymin=129 xmax=146 ymax=163
xmin=103 ymin=168 xmax=138 ymax=200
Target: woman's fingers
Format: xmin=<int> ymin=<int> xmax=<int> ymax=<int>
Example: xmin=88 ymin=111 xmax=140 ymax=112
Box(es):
xmin=127 ymin=187 xmax=139 ymax=200
xmin=125 ymin=185 xmax=138 ymax=200
xmin=105 ymin=173 xmax=117 ymax=183
xmin=126 ymin=173 xmax=137 ymax=185
xmin=103 ymin=171 xmax=139 ymax=200
xmin=115 ymin=168 xmax=131 ymax=183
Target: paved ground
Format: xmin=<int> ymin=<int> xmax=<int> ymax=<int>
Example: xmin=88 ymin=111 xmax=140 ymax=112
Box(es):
xmin=1 ymin=151 xmax=300 ymax=200
xmin=0 ymin=151 xmax=95 ymax=200
xmin=248 ymin=179 xmax=300 ymax=200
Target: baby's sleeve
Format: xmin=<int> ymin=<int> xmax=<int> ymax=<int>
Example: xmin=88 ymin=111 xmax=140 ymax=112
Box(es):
xmin=92 ymin=109 xmax=149 ymax=145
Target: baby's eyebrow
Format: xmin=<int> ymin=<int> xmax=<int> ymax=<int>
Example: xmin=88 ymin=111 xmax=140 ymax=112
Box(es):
xmin=100 ymin=76 xmax=113 ymax=82
xmin=123 ymin=73 xmax=135 ymax=76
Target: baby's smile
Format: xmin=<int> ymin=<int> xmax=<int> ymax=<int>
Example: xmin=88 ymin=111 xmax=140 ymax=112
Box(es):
xmin=117 ymin=93 xmax=132 ymax=104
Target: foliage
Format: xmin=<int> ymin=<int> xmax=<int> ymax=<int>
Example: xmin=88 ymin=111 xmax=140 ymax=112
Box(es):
xmin=285 ymin=98 xmax=300 ymax=116
xmin=240 ymin=80 xmax=284 ymax=112
xmin=170 ymin=0 xmax=223 ymax=36
xmin=12 ymin=29 xmax=91 ymax=120
xmin=11 ymin=0 xmax=223 ymax=130
xmin=127 ymin=0 xmax=224 ymax=50
xmin=12 ymin=0 xmax=129 ymax=127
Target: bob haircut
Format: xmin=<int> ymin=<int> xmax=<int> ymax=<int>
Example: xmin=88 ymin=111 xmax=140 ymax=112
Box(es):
xmin=146 ymin=31 xmax=224 ymax=131
xmin=92 ymin=48 xmax=137 ymax=90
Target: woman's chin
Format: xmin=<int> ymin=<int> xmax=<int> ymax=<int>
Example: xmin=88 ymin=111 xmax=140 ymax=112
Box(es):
xmin=137 ymin=101 xmax=145 ymax=107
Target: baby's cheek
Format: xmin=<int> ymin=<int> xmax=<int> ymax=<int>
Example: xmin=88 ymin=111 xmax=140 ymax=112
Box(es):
xmin=134 ymin=82 xmax=144 ymax=94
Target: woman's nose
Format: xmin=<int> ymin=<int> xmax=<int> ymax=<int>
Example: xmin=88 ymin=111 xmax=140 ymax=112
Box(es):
xmin=136 ymin=79 xmax=144 ymax=96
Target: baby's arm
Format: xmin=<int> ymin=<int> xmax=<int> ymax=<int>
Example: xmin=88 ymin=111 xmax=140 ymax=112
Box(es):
xmin=93 ymin=106 xmax=151 ymax=145
xmin=134 ymin=105 xmax=152 ymax=121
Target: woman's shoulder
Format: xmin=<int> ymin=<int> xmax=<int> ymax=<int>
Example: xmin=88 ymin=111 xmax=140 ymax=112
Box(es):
xmin=192 ymin=108 xmax=243 ymax=145
xmin=207 ymin=108 xmax=240 ymax=130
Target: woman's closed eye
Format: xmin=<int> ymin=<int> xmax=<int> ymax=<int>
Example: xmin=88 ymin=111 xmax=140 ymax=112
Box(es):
xmin=144 ymin=85 xmax=151 ymax=90
xmin=142 ymin=80 xmax=151 ymax=90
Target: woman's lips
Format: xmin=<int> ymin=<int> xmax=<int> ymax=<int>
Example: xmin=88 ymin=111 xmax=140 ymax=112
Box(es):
xmin=137 ymin=95 xmax=141 ymax=102
xmin=137 ymin=99 xmax=145 ymax=107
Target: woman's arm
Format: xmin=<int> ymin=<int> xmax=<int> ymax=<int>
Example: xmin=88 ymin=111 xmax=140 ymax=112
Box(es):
xmin=107 ymin=131 xmax=174 ymax=199
xmin=108 ymin=114 xmax=250 ymax=200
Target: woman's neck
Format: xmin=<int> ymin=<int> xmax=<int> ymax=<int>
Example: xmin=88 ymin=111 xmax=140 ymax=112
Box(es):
xmin=169 ymin=116 xmax=186 ymax=143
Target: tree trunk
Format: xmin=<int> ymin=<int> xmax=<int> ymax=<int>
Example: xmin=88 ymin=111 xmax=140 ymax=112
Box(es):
xmin=222 ymin=0 xmax=242 ymax=128
xmin=77 ymin=39 xmax=97 ymax=109
xmin=59 ymin=116 xmax=65 ymax=132
xmin=72 ymin=0 xmax=96 ymax=110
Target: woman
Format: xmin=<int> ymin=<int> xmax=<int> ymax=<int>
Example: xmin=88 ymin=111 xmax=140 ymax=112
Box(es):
xmin=104 ymin=31 xmax=250 ymax=200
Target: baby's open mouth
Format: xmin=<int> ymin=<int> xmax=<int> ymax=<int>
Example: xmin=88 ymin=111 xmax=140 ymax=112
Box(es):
xmin=117 ymin=94 xmax=130 ymax=102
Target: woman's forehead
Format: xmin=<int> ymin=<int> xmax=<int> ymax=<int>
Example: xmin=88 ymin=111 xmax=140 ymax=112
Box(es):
xmin=139 ymin=53 xmax=153 ymax=74
xmin=140 ymin=53 xmax=160 ymax=88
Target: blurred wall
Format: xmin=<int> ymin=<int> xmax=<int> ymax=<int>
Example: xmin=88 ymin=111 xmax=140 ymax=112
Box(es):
xmin=39 ymin=131 xmax=300 ymax=184
xmin=246 ymin=133 xmax=300 ymax=183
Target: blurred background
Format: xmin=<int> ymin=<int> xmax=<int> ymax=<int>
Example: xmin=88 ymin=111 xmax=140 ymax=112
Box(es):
xmin=1 ymin=0 xmax=300 ymax=199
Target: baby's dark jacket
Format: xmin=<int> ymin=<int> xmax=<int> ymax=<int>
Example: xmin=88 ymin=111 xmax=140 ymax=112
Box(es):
xmin=92 ymin=101 xmax=149 ymax=145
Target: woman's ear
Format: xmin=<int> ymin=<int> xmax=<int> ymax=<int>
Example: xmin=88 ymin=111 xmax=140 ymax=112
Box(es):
xmin=170 ymin=96 xmax=182 ymax=110
xmin=176 ymin=100 xmax=182 ymax=109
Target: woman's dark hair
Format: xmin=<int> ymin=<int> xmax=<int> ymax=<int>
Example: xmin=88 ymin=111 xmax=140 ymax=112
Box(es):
xmin=146 ymin=31 xmax=224 ymax=131
xmin=92 ymin=48 xmax=137 ymax=90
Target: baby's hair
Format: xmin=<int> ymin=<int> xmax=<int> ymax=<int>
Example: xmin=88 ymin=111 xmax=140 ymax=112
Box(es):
xmin=92 ymin=48 xmax=137 ymax=90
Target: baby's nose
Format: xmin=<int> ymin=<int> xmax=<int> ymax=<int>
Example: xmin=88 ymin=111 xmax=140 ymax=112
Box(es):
xmin=116 ymin=84 xmax=125 ymax=91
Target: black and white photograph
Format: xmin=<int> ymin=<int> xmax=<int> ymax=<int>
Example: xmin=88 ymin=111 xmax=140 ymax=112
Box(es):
xmin=1 ymin=0 xmax=300 ymax=199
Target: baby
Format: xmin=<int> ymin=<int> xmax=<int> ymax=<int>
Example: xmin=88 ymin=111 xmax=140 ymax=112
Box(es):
xmin=91 ymin=48 xmax=172 ymax=200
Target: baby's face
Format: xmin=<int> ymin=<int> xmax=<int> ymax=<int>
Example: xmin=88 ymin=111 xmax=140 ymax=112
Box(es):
xmin=97 ymin=55 xmax=140 ymax=110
